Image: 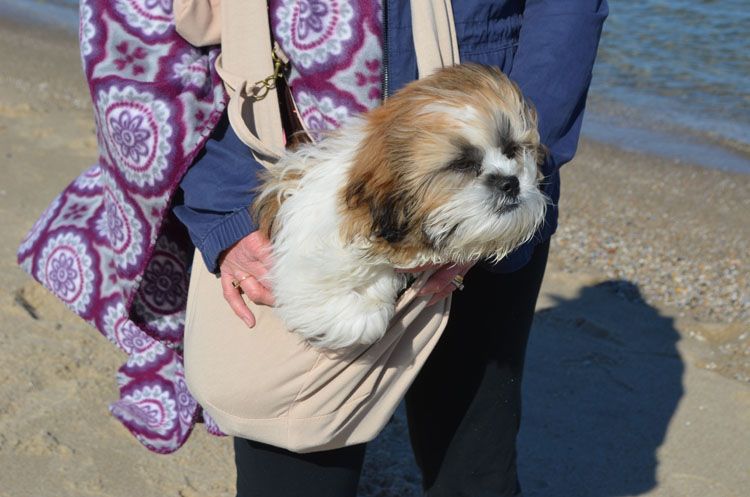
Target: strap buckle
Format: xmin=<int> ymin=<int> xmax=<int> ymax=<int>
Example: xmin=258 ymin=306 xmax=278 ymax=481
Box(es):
xmin=250 ymin=50 xmax=287 ymax=101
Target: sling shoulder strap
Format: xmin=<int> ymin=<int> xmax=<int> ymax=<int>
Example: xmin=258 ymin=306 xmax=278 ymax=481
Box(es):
xmin=218 ymin=0 xmax=459 ymax=165
xmin=410 ymin=0 xmax=460 ymax=77
xmin=216 ymin=0 xmax=286 ymax=165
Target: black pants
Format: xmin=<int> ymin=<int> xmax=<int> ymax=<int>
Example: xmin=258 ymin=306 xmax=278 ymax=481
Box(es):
xmin=235 ymin=240 xmax=550 ymax=497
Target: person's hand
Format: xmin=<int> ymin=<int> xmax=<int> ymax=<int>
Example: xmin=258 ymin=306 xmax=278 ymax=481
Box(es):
xmin=218 ymin=231 xmax=275 ymax=328
xmin=399 ymin=261 xmax=475 ymax=306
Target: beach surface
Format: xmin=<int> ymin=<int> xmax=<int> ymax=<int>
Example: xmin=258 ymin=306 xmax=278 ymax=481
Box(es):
xmin=1 ymin=20 xmax=748 ymax=497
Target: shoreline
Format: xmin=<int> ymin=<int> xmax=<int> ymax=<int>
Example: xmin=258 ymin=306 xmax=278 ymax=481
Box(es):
xmin=0 ymin=0 xmax=78 ymax=34
xmin=2 ymin=0 xmax=749 ymax=177
xmin=582 ymin=105 xmax=750 ymax=176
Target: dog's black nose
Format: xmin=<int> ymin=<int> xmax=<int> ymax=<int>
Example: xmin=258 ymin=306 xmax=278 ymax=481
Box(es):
xmin=488 ymin=174 xmax=520 ymax=197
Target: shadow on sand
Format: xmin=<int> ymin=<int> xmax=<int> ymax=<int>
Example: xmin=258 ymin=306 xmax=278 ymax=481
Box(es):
xmin=360 ymin=279 xmax=683 ymax=497
xmin=518 ymin=280 xmax=683 ymax=496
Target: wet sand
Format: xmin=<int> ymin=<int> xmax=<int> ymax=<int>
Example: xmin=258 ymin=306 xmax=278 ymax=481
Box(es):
xmin=1 ymin=18 xmax=748 ymax=497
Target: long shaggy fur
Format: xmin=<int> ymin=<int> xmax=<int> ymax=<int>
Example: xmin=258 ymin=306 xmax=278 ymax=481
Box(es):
xmin=252 ymin=63 xmax=548 ymax=349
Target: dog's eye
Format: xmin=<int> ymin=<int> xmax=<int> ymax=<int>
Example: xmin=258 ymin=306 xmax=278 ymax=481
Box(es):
xmin=449 ymin=143 xmax=484 ymax=176
xmin=502 ymin=144 xmax=519 ymax=160
xmin=449 ymin=158 xmax=481 ymax=174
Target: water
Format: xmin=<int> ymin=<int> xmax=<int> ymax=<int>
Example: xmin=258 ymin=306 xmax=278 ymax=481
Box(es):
xmin=584 ymin=0 xmax=750 ymax=173
xmin=2 ymin=0 xmax=749 ymax=173
xmin=0 ymin=0 xmax=78 ymax=30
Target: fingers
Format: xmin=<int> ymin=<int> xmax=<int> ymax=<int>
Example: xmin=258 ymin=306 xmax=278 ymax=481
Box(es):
xmin=220 ymin=254 xmax=271 ymax=285
xmin=238 ymin=275 xmax=275 ymax=307
xmin=427 ymin=286 xmax=455 ymax=306
xmin=221 ymin=272 xmax=257 ymax=328
xmin=419 ymin=262 xmax=475 ymax=306
xmin=230 ymin=260 xmax=271 ymax=287
xmin=418 ymin=263 xmax=467 ymax=296
xmin=219 ymin=231 xmax=275 ymax=294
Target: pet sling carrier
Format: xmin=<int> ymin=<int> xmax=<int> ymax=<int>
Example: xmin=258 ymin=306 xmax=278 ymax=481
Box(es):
xmin=183 ymin=0 xmax=460 ymax=452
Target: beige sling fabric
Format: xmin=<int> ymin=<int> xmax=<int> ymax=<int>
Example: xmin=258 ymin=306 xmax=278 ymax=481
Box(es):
xmin=185 ymin=254 xmax=449 ymax=452
xmin=173 ymin=0 xmax=221 ymax=47
xmin=410 ymin=0 xmax=460 ymax=77
xmin=184 ymin=0 xmax=460 ymax=452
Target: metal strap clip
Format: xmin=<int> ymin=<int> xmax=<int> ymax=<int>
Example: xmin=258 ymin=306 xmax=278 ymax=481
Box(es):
xmin=250 ymin=50 xmax=287 ymax=101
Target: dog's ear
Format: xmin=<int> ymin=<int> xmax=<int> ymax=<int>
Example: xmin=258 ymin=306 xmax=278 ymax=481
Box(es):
xmin=369 ymin=190 xmax=412 ymax=243
xmin=250 ymin=168 xmax=303 ymax=238
xmin=250 ymin=174 xmax=280 ymax=238
xmin=341 ymin=105 xmax=417 ymax=245
xmin=344 ymin=173 xmax=412 ymax=244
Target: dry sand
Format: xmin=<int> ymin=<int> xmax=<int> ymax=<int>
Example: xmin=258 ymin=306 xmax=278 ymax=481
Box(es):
xmin=1 ymin=19 xmax=748 ymax=497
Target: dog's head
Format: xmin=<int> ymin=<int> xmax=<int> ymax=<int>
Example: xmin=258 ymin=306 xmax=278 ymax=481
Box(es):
xmin=341 ymin=63 xmax=549 ymax=266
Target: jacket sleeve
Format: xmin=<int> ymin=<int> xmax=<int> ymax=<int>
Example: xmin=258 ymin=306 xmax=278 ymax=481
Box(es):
xmin=173 ymin=115 xmax=264 ymax=273
xmin=174 ymin=0 xmax=222 ymax=47
xmin=508 ymin=0 xmax=608 ymax=173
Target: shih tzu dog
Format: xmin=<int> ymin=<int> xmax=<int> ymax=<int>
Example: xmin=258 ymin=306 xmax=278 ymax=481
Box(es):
xmin=252 ymin=63 xmax=548 ymax=349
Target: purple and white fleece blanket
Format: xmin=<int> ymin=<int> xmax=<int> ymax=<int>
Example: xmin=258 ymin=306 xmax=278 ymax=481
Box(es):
xmin=18 ymin=0 xmax=384 ymax=454
xmin=17 ymin=0 xmax=227 ymax=453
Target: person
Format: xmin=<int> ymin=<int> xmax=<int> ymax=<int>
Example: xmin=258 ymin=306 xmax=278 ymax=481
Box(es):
xmin=173 ymin=0 xmax=608 ymax=495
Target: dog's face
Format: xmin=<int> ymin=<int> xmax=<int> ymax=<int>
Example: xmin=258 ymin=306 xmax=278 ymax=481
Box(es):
xmin=341 ymin=63 xmax=548 ymax=266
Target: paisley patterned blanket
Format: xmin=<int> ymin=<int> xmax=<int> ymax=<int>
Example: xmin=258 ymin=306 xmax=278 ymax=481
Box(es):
xmin=17 ymin=0 xmax=226 ymax=453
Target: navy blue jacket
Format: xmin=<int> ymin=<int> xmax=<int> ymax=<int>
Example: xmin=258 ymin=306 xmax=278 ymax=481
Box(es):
xmin=174 ymin=0 xmax=608 ymax=273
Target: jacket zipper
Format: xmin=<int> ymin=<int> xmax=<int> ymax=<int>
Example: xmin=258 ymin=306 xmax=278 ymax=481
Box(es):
xmin=381 ymin=0 xmax=390 ymax=102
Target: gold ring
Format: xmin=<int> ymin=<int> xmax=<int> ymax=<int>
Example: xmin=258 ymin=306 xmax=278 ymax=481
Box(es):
xmin=451 ymin=275 xmax=465 ymax=291
xmin=231 ymin=274 xmax=252 ymax=289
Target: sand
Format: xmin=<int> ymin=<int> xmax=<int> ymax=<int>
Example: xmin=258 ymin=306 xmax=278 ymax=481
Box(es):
xmin=1 ymin=19 xmax=748 ymax=497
